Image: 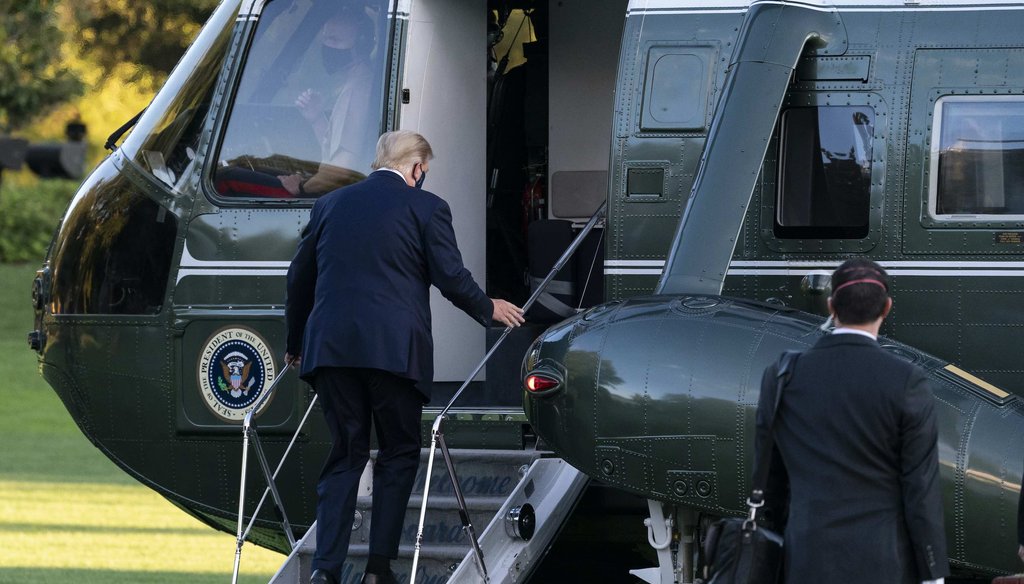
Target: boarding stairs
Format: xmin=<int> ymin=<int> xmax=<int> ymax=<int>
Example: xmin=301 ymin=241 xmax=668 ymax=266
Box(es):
xmin=234 ymin=203 xmax=605 ymax=584
xmin=267 ymin=447 xmax=535 ymax=583
xmin=265 ymin=447 xmax=586 ymax=584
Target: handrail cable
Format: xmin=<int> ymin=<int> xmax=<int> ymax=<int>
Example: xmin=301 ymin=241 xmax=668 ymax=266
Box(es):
xmin=231 ymin=357 xmax=317 ymax=584
xmin=410 ymin=201 xmax=607 ymax=584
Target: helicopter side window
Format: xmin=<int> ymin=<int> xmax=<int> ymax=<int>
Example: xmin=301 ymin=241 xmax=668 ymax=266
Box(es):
xmin=930 ymin=97 xmax=1024 ymax=219
xmin=775 ymin=106 xmax=874 ymax=239
xmin=212 ymin=0 xmax=389 ymax=200
xmin=119 ymin=0 xmax=239 ymax=192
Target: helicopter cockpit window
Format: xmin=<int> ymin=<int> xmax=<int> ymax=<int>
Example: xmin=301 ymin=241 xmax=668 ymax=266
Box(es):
xmin=775 ymin=106 xmax=874 ymax=239
xmin=213 ymin=0 xmax=388 ymax=200
xmin=119 ymin=0 xmax=239 ymax=191
xmin=930 ymin=97 xmax=1024 ymax=219
xmin=49 ymin=172 xmax=178 ymax=316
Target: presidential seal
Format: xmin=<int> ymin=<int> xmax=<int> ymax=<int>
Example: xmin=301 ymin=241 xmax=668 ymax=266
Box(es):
xmin=198 ymin=327 xmax=277 ymax=421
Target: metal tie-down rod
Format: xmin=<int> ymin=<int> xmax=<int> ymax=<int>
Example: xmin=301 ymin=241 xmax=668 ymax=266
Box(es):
xmin=231 ymin=357 xmax=321 ymax=584
xmin=410 ymin=201 xmax=607 ymax=584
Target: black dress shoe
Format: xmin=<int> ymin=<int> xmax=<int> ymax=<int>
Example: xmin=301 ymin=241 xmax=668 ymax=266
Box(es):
xmin=311 ymin=569 xmax=338 ymax=584
xmin=360 ymin=570 xmax=398 ymax=584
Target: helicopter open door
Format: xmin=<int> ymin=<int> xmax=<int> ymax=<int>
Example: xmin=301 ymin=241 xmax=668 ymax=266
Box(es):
xmin=397 ymin=0 xmax=622 ymax=407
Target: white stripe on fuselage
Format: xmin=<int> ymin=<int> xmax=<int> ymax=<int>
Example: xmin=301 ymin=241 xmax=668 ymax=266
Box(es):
xmin=180 ymin=242 xmax=290 ymax=269
xmin=174 ymin=245 xmax=1024 ymax=283
xmin=627 ymin=0 xmax=1024 ymax=10
xmin=176 ymin=268 xmax=288 ymax=284
xmin=176 ymin=242 xmax=290 ymax=284
xmin=627 ymin=0 xmax=1024 ymax=16
xmin=604 ymin=259 xmax=1024 ymax=277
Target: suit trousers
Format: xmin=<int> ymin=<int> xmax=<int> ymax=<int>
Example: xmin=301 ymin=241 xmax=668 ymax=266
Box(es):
xmin=310 ymin=367 xmax=423 ymax=578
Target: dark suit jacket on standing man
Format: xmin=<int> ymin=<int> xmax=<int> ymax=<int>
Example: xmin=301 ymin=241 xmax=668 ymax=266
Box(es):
xmin=286 ymin=169 xmax=493 ymax=400
xmin=1018 ymin=456 xmax=1024 ymax=550
xmin=757 ymin=333 xmax=949 ymax=584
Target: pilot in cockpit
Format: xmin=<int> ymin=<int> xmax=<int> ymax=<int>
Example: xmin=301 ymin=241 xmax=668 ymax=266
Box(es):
xmin=278 ymin=4 xmax=376 ymax=196
xmin=214 ymin=0 xmax=381 ymax=199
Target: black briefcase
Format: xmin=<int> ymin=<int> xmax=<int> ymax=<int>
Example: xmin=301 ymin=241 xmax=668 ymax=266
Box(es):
xmin=704 ymin=513 xmax=783 ymax=584
xmin=704 ymin=351 xmax=799 ymax=584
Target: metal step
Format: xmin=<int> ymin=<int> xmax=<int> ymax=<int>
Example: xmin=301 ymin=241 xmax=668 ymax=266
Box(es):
xmin=268 ymin=529 xmax=465 ymax=584
xmin=357 ymin=495 xmax=509 ymax=548
xmin=266 ymin=448 xmax=543 ymax=584
xmin=408 ymin=449 xmax=536 ymax=497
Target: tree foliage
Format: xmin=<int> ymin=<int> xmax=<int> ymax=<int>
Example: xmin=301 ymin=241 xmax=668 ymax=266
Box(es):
xmin=0 ymin=179 xmax=77 ymax=262
xmin=0 ymin=0 xmax=83 ymax=132
xmin=71 ymin=0 xmax=219 ymax=78
xmin=9 ymin=0 xmax=218 ymax=167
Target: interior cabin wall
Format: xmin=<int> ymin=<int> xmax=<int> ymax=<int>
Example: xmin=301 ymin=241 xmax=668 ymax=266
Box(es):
xmin=401 ymin=0 xmax=488 ymax=383
xmin=548 ymin=0 xmax=625 ymax=220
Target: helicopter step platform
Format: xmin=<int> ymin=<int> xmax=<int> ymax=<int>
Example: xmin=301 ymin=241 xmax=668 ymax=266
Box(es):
xmin=445 ymin=457 xmax=588 ymax=583
xmin=266 ymin=447 xmax=547 ymax=584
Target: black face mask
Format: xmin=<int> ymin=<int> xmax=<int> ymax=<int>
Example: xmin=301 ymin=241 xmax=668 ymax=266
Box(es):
xmin=322 ymin=45 xmax=353 ymax=74
xmin=414 ymin=169 xmax=427 ymax=189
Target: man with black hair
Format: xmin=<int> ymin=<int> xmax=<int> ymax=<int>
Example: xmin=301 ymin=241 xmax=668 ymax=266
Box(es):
xmin=756 ymin=258 xmax=949 ymax=584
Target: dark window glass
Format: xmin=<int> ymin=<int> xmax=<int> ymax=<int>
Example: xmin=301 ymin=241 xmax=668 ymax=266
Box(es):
xmin=50 ymin=170 xmax=177 ymax=315
xmin=120 ymin=0 xmax=239 ymax=191
xmin=213 ymin=0 xmax=389 ymax=200
xmin=775 ymin=106 xmax=874 ymax=239
xmin=934 ymin=99 xmax=1024 ymax=217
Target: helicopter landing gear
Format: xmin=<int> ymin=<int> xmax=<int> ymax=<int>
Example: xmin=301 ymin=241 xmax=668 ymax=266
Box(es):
xmin=629 ymin=500 xmax=701 ymax=584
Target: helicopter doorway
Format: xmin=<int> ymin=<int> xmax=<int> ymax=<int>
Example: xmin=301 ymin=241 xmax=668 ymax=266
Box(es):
xmin=486 ymin=0 xmax=621 ymax=310
xmin=399 ymin=0 xmax=623 ymax=402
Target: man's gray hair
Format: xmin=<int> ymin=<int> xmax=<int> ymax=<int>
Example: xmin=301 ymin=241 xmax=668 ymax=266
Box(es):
xmin=371 ymin=131 xmax=434 ymax=173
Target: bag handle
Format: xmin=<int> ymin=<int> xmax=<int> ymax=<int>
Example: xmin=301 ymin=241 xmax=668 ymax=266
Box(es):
xmin=746 ymin=350 xmax=800 ymax=530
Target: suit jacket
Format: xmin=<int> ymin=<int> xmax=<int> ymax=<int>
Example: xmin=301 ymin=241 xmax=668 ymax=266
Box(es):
xmin=285 ymin=170 xmax=492 ymax=399
xmin=756 ymin=333 xmax=949 ymax=584
xmin=1018 ymin=457 xmax=1024 ymax=546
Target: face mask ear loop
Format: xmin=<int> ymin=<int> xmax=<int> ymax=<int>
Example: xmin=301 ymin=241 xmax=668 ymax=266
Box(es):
xmin=414 ymin=165 xmax=427 ymax=189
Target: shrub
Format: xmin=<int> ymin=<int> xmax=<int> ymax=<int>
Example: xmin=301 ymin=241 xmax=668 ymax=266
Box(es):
xmin=0 ymin=179 xmax=78 ymax=263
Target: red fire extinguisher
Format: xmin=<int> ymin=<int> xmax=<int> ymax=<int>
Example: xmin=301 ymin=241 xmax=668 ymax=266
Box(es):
xmin=521 ymin=176 xmax=546 ymax=236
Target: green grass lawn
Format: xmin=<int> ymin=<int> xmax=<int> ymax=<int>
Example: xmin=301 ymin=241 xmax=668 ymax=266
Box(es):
xmin=0 ymin=264 xmax=283 ymax=583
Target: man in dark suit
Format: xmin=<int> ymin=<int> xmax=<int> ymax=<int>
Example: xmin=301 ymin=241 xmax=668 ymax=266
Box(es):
xmin=1018 ymin=472 xmax=1024 ymax=563
xmin=285 ymin=130 xmax=525 ymax=584
xmin=757 ymin=258 xmax=949 ymax=584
